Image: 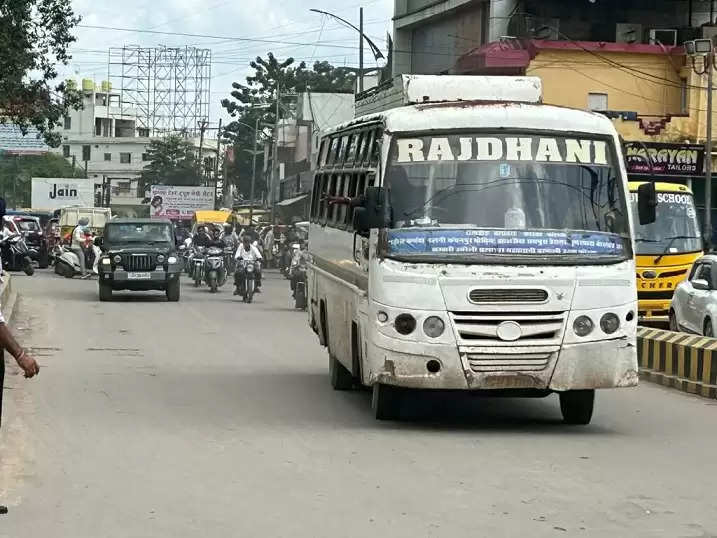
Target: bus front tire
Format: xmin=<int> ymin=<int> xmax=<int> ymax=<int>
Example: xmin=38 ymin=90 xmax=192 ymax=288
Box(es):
xmin=372 ymin=383 xmax=401 ymax=421
xmin=329 ymin=355 xmax=353 ymax=391
xmin=559 ymin=390 xmax=594 ymax=425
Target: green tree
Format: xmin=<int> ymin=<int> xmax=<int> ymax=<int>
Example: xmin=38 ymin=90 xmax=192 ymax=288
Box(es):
xmin=220 ymin=53 xmax=355 ymax=198
xmin=139 ymin=135 xmax=204 ymax=190
xmin=0 ymin=151 xmax=84 ymax=207
xmin=0 ymin=0 xmax=83 ymax=147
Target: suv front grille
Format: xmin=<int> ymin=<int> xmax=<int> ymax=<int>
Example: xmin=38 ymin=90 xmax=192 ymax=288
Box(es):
xmin=468 ymin=288 xmax=548 ymax=304
xmin=122 ymin=254 xmax=155 ymax=272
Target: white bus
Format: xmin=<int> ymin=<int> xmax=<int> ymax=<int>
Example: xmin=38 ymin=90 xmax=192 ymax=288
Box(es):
xmin=307 ymin=76 xmax=654 ymax=424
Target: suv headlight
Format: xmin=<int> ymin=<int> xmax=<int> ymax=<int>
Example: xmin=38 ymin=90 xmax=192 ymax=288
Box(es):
xmin=113 ymin=254 xmax=122 ymax=264
xmin=600 ymin=313 xmax=620 ymax=334
xmin=573 ymin=315 xmax=594 ymax=337
xmin=167 ymin=256 xmax=178 ymax=264
xmin=157 ymin=254 xmax=165 ymax=263
xmin=101 ymin=257 xmax=111 ymax=266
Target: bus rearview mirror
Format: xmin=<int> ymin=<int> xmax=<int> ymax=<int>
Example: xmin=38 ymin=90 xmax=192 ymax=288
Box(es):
xmin=353 ymin=187 xmax=390 ymax=235
xmin=637 ymin=182 xmax=657 ymax=225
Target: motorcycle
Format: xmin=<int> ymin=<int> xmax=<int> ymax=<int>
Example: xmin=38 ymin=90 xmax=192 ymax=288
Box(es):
xmin=290 ymin=264 xmax=307 ymax=310
xmin=0 ymin=233 xmax=35 ymax=276
xmin=204 ymin=246 xmax=227 ymax=293
xmin=192 ymin=247 xmax=206 ymax=287
xmin=235 ymin=259 xmax=256 ymax=303
xmin=54 ymin=244 xmax=100 ymax=278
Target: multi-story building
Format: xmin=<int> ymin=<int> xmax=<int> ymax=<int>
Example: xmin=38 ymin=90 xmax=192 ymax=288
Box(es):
xmin=392 ymin=0 xmax=717 ymax=226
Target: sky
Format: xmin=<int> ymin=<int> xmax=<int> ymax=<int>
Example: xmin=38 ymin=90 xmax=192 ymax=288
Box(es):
xmin=62 ymin=0 xmax=394 ymax=137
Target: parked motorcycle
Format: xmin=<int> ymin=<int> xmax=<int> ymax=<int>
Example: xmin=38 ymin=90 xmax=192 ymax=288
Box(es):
xmin=204 ymin=246 xmax=227 ymax=293
xmin=291 ymin=265 xmax=307 ymax=310
xmin=235 ymin=259 xmax=256 ymax=303
xmin=0 ymin=233 xmax=35 ymax=276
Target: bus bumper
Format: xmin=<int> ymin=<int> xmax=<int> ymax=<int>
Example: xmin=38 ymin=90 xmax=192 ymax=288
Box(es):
xmin=638 ymin=299 xmax=671 ymax=324
xmin=367 ymin=332 xmax=638 ymax=391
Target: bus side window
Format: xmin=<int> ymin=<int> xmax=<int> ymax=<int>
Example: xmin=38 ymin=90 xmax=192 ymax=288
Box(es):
xmin=346 ymin=134 xmax=358 ymax=166
xmin=319 ymin=174 xmax=330 ymax=223
xmin=369 ymin=128 xmax=382 ymax=167
xmin=360 ymin=130 xmax=373 ymax=166
xmin=340 ymin=135 xmax=350 ymax=166
xmin=335 ymin=174 xmax=347 ymax=226
xmin=319 ymin=140 xmax=330 ymax=167
xmin=327 ymin=137 xmax=339 ymax=166
xmin=310 ymin=173 xmax=321 ymax=221
xmin=367 ymin=172 xmax=376 ymax=188
xmin=327 ymin=174 xmax=339 ymax=223
xmin=346 ymin=173 xmax=359 ymax=228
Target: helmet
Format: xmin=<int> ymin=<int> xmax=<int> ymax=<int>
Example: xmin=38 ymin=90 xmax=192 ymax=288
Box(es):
xmin=78 ymin=217 xmax=90 ymax=226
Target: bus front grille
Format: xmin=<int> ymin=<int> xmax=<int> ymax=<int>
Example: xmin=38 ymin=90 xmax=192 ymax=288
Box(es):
xmin=450 ymin=311 xmax=566 ymax=346
xmin=468 ymin=288 xmax=548 ymax=304
xmin=466 ymin=352 xmax=554 ymax=373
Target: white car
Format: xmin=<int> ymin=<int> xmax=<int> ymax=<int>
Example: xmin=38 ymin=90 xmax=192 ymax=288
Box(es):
xmin=670 ymin=255 xmax=717 ymax=336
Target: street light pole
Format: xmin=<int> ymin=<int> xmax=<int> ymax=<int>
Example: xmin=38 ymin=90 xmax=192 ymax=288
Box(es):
xmin=249 ymin=116 xmax=259 ymax=225
xmin=359 ymin=7 xmax=364 ymax=93
xmin=686 ymin=38 xmax=716 ymax=250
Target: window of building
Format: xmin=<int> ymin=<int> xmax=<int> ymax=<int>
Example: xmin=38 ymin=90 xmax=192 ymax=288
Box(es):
xmin=62 ymin=145 xmax=70 ymax=158
xmin=588 ymin=92 xmax=608 ymax=111
xmin=64 ymin=116 xmax=71 ymax=130
xmin=104 ymin=153 xmax=111 ymax=161
xmin=82 ymin=145 xmax=91 ymax=161
xmin=138 ymin=128 xmax=150 ymax=137
xmin=120 ymin=152 xmax=131 ymax=164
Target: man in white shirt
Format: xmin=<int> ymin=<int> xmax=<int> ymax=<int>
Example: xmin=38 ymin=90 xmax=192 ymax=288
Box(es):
xmin=71 ymin=217 xmax=90 ymax=278
xmin=234 ymin=235 xmax=263 ymax=295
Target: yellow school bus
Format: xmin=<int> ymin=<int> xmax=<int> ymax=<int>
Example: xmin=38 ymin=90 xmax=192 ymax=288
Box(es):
xmin=629 ymin=182 xmax=703 ymax=323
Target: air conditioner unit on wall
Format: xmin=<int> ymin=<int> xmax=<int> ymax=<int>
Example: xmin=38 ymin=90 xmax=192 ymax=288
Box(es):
xmin=616 ymin=23 xmax=643 ymax=44
xmin=649 ymin=29 xmax=678 ymax=46
xmin=525 ymin=17 xmax=560 ymax=40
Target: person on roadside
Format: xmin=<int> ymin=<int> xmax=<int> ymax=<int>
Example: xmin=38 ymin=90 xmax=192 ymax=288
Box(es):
xmin=234 ymin=234 xmax=263 ymax=295
xmin=0 ymin=196 xmax=40 ymax=516
xmin=263 ymin=226 xmax=275 ymax=268
xmin=71 ymin=217 xmax=91 ymax=278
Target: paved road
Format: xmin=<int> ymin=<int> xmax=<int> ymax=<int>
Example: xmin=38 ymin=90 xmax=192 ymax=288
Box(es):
xmin=1 ymin=271 xmax=717 ymax=537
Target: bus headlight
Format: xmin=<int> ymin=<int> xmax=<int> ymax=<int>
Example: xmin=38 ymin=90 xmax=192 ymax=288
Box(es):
xmin=573 ymin=316 xmax=594 ymax=337
xmin=423 ymin=316 xmax=445 ymax=338
xmin=377 ymin=311 xmax=388 ymax=323
xmin=600 ymin=313 xmax=620 ymax=334
xmin=394 ymin=314 xmax=416 ymax=335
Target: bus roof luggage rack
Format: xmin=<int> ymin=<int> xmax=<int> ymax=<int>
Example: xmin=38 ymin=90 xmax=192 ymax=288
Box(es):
xmin=355 ymin=75 xmax=543 ymax=117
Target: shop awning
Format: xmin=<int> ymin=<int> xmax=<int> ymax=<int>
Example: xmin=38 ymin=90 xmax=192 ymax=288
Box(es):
xmin=277 ymin=194 xmax=309 ymax=207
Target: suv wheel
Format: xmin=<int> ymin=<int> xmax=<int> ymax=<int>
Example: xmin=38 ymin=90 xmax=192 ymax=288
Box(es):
xmin=705 ymin=318 xmax=714 ymax=338
xmin=99 ymin=282 xmax=113 ymax=302
xmin=166 ymin=278 xmax=180 ymax=302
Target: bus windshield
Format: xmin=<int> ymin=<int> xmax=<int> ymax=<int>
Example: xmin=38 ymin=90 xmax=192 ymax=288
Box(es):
xmin=385 ymin=133 xmax=630 ymax=263
xmin=630 ymin=192 xmax=702 ymax=255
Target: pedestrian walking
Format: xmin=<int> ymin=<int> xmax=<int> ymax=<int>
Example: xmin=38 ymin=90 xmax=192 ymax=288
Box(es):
xmin=0 ymin=197 xmax=40 ymax=515
xmin=264 ymin=226 xmax=275 ymax=268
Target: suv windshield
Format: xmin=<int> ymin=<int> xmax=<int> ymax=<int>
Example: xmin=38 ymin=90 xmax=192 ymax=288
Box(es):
xmin=105 ymin=223 xmax=173 ymax=244
xmin=386 ymin=133 xmax=630 ymax=263
xmin=630 ymin=191 xmax=702 ymax=255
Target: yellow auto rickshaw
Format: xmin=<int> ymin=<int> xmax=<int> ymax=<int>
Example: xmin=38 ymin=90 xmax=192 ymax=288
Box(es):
xmin=191 ymin=210 xmax=232 ymax=235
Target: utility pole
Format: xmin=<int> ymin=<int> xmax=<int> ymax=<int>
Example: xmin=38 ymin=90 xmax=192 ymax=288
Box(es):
xmin=198 ymin=119 xmax=208 ymax=185
xmin=249 ymin=116 xmax=259 ymax=225
xmin=214 ymin=119 xmax=222 ymax=209
xmin=359 ymin=7 xmax=364 ymax=93
xmin=271 ymin=88 xmax=281 ymax=224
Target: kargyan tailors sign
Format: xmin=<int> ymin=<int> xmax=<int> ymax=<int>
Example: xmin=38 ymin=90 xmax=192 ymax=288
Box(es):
xmin=149 ymin=185 xmax=214 ymax=220
xmin=624 ymin=142 xmax=705 ymax=177
xmin=31 ymin=178 xmax=95 ymax=210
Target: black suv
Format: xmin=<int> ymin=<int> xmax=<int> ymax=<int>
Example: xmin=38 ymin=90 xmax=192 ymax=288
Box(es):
xmin=96 ymin=218 xmax=182 ymax=302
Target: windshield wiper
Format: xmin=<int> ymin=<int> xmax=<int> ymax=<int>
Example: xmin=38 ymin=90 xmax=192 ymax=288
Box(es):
xmin=654 ymin=235 xmax=701 ymax=263
xmin=635 ymin=238 xmax=660 ymax=243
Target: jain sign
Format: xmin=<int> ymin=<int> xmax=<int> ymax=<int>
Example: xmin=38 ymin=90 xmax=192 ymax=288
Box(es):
xmin=31 ymin=178 xmax=95 ymax=210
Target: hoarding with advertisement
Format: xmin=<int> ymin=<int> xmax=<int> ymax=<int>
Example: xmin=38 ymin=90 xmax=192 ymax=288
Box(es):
xmin=624 ymin=142 xmax=705 ymax=177
xmin=149 ymin=185 xmax=214 ymax=220
xmin=31 ymin=178 xmax=95 ymax=210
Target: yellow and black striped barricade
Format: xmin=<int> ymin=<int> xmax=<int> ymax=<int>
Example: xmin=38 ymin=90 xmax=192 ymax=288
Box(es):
xmin=637 ymin=327 xmax=717 ymax=398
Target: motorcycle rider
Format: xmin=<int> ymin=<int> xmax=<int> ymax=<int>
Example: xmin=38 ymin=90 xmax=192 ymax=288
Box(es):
xmin=234 ymin=234 xmax=263 ymax=296
xmin=206 ymin=227 xmax=225 ymax=249
xmin=192 ymin=225 xmax=211 ymax=248
xmin=289 ymin=240 xmax=310 ymax=297
xmin=71 ymin=217 xmax=91 ymax=278
xmin=221 ymin=223 xmax=239 ymax=252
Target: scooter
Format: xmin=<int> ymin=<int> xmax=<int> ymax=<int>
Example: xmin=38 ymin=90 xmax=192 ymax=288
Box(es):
xmin=192 ymin=247 xmax=205 ymax=287
xmin=54 ymin=244 xmax=100 ymax=279
xmin=204 ymin=246 xmax=227 ymax=293
xmin=0 ymin=233 xmax=35 ymax=276
xmin=235 ymin=259 xmax=256 ymax=303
